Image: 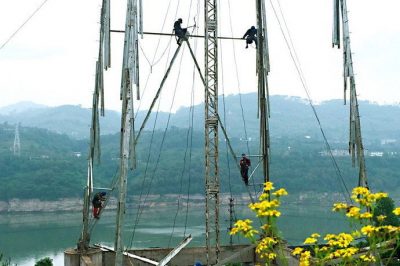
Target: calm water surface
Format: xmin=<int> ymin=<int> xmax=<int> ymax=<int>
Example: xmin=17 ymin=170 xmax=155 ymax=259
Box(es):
xmin=0 ymin=202 xmax=349 ymax=265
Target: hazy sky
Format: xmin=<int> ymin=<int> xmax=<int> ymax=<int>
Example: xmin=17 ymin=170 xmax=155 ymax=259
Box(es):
xmin=0 ymin=0 xmax=399 ymax=112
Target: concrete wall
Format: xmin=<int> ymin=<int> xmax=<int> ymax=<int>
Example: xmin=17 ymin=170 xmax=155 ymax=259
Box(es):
xmin=66 ymin=245 xmax=299 ymax=266
xmin=64 ymin=248 xmax=103 ymax=266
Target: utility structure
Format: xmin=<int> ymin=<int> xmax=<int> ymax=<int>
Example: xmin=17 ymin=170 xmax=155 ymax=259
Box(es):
xmin=332 ymin=0 xmax=368 ymax=189
xmin=73 ymin=0 xmax=281 ymax=265
xmin=65 ymin=0 xmax=373 ymax=265
xmin=13 ymin=123 xmax=21 ymax=156
xmin=203 ymin=0 xmax=220 ymax=264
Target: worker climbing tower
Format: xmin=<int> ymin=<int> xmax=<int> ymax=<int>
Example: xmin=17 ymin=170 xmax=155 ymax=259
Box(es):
xmin=204 ymin=0 xmax=220 ymax=264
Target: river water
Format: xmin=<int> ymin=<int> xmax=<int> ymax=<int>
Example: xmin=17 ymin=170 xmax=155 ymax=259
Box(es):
xmin=0 ymin=201 xmax=349 ymax=265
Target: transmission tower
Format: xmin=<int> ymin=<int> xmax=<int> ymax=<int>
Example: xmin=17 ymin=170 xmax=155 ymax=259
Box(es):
xmin=204 ymin=0 xmax=220 ymax=264
xmin=13 ymin=123 xmax=21 ymax=156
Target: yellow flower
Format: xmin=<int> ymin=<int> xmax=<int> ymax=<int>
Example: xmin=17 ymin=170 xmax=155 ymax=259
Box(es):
xmin=272 ymin=188 xmax=288 ymax=197
xmin=341 ymin=247 xmax=359 ymax=258
xmin=325 ymin=233 xmax=353 ymax=248
xmin=360 ymin=254 xmax=376 ymax=262
xmin=393 ymin=207 xmax=400 ymax=216
xmin=267 ymin=252 xmax=277 ymax=260
xmin=319 ymin=246 xmax=329 ymax=252
xmin=258 ymin=193 xmax=269 ymax=201
xmin=351 ymin=230 xmax=361 ymax=238
xmin=377 ymin=215 xmax=386 ymax=222
xmin=299 ymin=251 xmax=311 ymax=266
xmin=303 ymin=237 xmax=317 ymax=245
xmin=292 ymin=247 xmax=303 ymax=256
xmin=361 ymin=225 xmax=375 ymax=237
xmin=324 ymin=234 xmax=336 ymax=241
xmin=359 ymin=212 xmax=373 ymax=219
xmin=260 ymin=224 xmax=270 ymax=232
xmin=230 ymin=219 xmax=258 ymax=238
xmin=256 ymin=237 xmax=278 ymax=259
xmin=374 ymin=192 xmax=388 ymax=200
xmin=378 ymin=225 xmax=398 ymax=234
xmin=311 ymin=233 xmax=320 ymax=238
xmin=332 ymin=203 xmax=348 ymax=212
xmin=352 ymin=186 xmax=370 ymax=196
xmin=264 ymin=182 xmax=274 ymax=191
xmin=346 ymin=206 xmax=360 ymax=218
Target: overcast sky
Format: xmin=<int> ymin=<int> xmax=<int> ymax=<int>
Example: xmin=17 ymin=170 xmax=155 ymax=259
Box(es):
xmin=0 ymin=0 xmax=399 ymax=112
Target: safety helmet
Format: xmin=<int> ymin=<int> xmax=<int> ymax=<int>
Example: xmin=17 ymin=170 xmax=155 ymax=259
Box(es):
xmin=100 ymin=192 xmax=107 ymax=196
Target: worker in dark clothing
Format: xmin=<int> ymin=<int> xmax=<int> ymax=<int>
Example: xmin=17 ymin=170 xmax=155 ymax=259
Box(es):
xmin=240 ymin=154 xmax=251 ymax=185
xmin=92 ymin=191 xmax=107 ymax=219
xmin=174 ymin=18 xmax=188 ymax=45
xmin=242 ymin=26 xmax=257 ymax=49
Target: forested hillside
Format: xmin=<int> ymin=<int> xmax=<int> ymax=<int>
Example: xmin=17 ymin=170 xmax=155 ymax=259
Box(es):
xmin=1 ymin=95 xmax=400 ymax=140
xmin=0 ymin=121 xmax=399 ymax=201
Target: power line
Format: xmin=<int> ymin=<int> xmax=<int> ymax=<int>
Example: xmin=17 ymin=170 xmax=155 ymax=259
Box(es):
xmin=0 ymin=0 xmax=50 ymax=50
xmin=269 ymin=0 xmax=352 ymax=203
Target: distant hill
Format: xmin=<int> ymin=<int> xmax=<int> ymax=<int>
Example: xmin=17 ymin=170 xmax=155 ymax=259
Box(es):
xmin=1 ymin=95 xmax=399 ymax=142
xmin=0 ymin=101 xmax=47 ymax=115
xmin=0 ymin=104 xmax=121 ymax=139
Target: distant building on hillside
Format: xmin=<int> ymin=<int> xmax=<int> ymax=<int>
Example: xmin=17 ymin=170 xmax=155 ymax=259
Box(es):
xmin=369 ymin=151 xmax=384 ymax=157
xmin=381 ymin=139 xmax=397 ymax=145
xmin=319 ymin=149 xmax=349 ymax=157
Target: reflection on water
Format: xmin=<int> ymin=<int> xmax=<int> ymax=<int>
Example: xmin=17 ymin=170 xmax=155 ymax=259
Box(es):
xmin=0 ymin=202 xmax=348 ymax=265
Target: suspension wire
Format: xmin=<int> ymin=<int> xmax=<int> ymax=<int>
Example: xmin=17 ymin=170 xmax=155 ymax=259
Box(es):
xmin=128 ymin=97 xmax=162 ymax=248
xmin=134 ymin=0 xmax=174 ymax=116
xmin=218 ymin=1 xmax=238 ymax=247
xmin=129 ymin=40 xmax=184 ymax=250
xmin=226 ymin=0 xmax=251 ymax=156
xmin=129 ymin=41 xmax=175 ymax=249
xmin=269 ymin=0 xmax=351 ymax=203
xmin=218 ymin=14 xmax=234 ymax=202
xmin=167 ymin=52 xmax=192 ymax=248
xmin=128 ymin=0 xmax=183 ymax=247
xmin=0 ymin=0 xmax=50 ymax=50
xmin=168 ymin=0 xmax=201 ymax=241
xmin=183 ymin=71 xmax=196 ymax=237
xmin=226 ymin=0 xmax=261 ymax=198
xmin=183 ymin=0 xmax=201 ymax=239
xmin=131 ymin=48 xmax=184 ymax=247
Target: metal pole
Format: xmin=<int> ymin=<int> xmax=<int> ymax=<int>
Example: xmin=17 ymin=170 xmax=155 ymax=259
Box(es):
xmin=114 ymin=82 xmax=133 ymax=265
xmin=339 ymin=0 xmax=368 ymax=188
xmin=110 ymin=30 xmax=243 ymax=41
xmin=228 ymin=198 xmax=234 ymax=246
xmin=256 ymin=0 xmax=270 ymax=185
xmin=204 ymin=0 xmax=220 ymax=264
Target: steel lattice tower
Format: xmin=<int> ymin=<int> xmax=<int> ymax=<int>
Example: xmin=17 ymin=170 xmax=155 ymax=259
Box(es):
xmin=204 ymin=0 xmax=220 ymax=264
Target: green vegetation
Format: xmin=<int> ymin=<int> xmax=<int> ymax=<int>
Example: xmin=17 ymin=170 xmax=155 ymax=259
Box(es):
xmin=0 ymin=95 xmax=399 ymax=201
xmin=373 ymin=197 xmax=400 ymax=227
xmin=34 ymin=257 xmax=53 ymax=266
xmin=0 ymin=120 xmax=399 ymax=201
xmin=0 ymin=253 xmax=12 ymax=266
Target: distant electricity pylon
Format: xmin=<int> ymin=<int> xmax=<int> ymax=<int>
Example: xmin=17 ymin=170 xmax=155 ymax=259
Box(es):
xmin=13 ymin=123 xmax=21 ymax=156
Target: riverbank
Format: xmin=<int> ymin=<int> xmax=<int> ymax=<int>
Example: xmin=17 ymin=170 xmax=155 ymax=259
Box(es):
xmin=0 ymin=191 xmax=349 ymax=213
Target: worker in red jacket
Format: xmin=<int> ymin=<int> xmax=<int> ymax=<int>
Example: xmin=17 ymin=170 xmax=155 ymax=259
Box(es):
xmin=92 ymin=191 xmax=107 ymax=219
xmin=240 ymin=153 xmax=251 ymax=185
